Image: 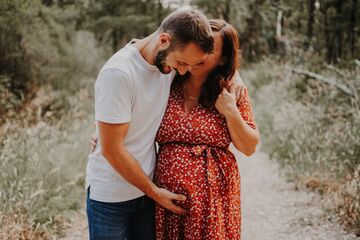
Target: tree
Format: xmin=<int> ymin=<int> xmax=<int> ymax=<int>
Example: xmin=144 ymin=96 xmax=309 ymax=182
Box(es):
xmin=85 ymin=0 xmax=170 ymax=52
xmin=349 ymin=0 xmax=358 ymax=57
xmin=194 ymin=0 xmax=233 ymax=21
xmin=306 ymin=0 xmax=316 ymax=48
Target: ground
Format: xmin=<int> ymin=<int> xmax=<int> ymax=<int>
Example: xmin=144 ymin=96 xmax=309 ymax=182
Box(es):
xmin=61 ymin=150 xmax=359 ymax=240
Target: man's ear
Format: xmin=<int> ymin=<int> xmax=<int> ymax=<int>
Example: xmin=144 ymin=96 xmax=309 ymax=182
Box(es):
xmin=158 ymin=33 xmax=172 ymax=50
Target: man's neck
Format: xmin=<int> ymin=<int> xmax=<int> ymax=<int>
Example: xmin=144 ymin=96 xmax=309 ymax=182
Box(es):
xmin=133 ymin=32 xmax=158 ymax=65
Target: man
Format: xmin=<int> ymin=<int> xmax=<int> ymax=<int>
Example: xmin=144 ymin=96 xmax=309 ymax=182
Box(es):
xmin=86 ymin=9 xmax=214 ymax=240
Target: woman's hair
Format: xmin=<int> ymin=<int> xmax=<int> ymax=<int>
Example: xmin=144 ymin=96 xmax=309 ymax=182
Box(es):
xmin=173 ymin=19 xmax=241 ymax=108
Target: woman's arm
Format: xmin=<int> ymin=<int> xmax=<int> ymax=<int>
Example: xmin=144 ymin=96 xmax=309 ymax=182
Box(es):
xmin=215 ymin=83 xmax=260 ymax=156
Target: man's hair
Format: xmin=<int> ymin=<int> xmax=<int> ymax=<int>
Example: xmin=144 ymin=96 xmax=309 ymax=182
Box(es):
xmin=159 ymin=10 xmax=214 ymax=53
xmin=173 ymin=19 xmax=241 ymax=108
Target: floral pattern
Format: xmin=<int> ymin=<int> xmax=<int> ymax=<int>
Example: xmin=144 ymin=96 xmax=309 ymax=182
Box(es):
xmin=154 ymin=83 xmax=256 ymax=240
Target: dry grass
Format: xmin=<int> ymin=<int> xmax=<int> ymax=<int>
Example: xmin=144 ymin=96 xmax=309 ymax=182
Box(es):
xmin=331 ymin=165 xmax=360 ymax=236
xmin=0 ymin=28 xmax=105 ymax=237
xmin=0 ymin=5 xmax=108 ymax=238
xmin=0 ymin=87 xmax=95 ymax=238
xmin=243 ymin=57 xmax=360 ymax=236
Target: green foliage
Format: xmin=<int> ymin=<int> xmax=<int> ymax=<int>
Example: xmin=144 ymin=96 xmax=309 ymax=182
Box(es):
xmin=195 ymin=0 xmax=360 ymax=62
xmin=0 ymin=0 xmax=106 ymax=125
xmin=0 ymin=1 xmax=34 ymax=96
xmin=85 ymin=0 xmax=169 ymax=51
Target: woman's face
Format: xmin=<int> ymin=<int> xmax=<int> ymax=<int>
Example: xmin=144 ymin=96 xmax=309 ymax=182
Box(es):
xmin=189 ymin=32 xmax=223 ymax=77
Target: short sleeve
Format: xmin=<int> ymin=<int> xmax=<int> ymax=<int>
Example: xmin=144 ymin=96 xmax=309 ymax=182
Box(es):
xmin=237 ymin=85 xmax=257 ymax=129
xmin=95 ymin=68 xmax=133 ymax=124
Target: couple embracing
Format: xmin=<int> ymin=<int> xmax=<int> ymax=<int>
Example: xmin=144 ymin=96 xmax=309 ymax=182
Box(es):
xmin=86 ymin=9 xmax=260 ymax=240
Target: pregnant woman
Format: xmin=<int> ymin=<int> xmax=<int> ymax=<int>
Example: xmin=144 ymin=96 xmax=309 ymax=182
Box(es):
xmin=154 ymin=19 xmax=260 ymax=239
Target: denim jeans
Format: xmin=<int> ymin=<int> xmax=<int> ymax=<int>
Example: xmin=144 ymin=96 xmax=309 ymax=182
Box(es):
xmin=86 ymin=187 xmax=155 ymax=240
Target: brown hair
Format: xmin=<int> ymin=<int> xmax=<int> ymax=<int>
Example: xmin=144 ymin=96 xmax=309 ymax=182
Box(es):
xmin=159 ymin=10 xmax=214 ymax=54
xmin=174 ymin=19 xmax=241 ymax=108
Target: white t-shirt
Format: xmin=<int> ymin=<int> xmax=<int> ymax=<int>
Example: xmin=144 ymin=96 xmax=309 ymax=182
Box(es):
xmin=86 ymin=42 xmax=174 ymax=202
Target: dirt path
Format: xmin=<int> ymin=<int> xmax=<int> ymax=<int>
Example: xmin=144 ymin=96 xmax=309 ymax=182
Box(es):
xmin=62 ymin=150 xmax=358 ymax=240
xmin=239 ymin=151 xmax=357 ymax=240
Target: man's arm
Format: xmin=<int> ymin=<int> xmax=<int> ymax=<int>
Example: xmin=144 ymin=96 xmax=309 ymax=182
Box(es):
xmin=99 ymin=121 xmax=187 ymax=214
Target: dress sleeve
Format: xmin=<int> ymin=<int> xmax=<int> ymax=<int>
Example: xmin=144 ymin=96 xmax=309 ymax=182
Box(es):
xmin=237 ymin=85 xmax=257 ymax=129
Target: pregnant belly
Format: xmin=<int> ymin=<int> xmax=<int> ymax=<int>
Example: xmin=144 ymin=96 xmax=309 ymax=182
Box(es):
xmin=154 ymin=145 xmax=206 ymax=200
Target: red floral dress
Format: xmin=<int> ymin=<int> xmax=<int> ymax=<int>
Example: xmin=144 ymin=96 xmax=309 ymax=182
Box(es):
xmin=154 ymin=83 xmax=256 ymax=240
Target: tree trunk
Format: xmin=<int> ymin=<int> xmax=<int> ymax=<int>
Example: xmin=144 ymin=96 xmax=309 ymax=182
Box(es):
xmin=323 ymin=7 xmax=331 ymax=63
xmin=297 ymin=1 xmax=303 ymax=32
xmin=276 ymin=10 xmax=283 ymax=38
xmin=349 ymin=0 xmax=358 ymax=57
xmin=223 ymin=0 xmax=231 ymax=22
xmin=334 ymin=0 xmax=343 ymax=61
xmin=306 ymin=0 xmax=316 ymax=48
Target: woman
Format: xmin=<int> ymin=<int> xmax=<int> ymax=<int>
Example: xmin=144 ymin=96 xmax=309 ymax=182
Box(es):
xmin=91 ymin=19 xmax=260 ymax=239
xmin=153 ymin=19 xmax=259 ymax=239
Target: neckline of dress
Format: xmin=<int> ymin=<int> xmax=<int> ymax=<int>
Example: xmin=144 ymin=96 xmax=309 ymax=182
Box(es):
xmin=177 ymin=84 xmax=200 ymax=115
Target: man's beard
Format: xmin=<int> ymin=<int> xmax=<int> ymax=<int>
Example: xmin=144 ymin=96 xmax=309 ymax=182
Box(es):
xmin=154 ymin=49 xmax=172 ymax=74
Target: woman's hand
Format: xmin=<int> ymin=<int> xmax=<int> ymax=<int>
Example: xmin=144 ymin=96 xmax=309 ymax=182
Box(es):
xmin=90 ymin=133 xmax=98 ymax=153
xmin=215 ymin=84 xmax=240 ymax=117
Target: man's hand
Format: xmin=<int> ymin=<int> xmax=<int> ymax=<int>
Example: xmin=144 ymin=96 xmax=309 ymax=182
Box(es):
xmin=221 ymin=71 xmax=244 ymax=105
xmin=230 ymin=70 xmax=244 ymax=105
xmin=149 ymin=187 xmax=188 ymax=215
xmin=230 ymin=81 xmax=243 ymax=105
xmin=90 ymin=133 xmax=97 ymax=153
xmin=98 ymin=121 xmax=188 ymax=215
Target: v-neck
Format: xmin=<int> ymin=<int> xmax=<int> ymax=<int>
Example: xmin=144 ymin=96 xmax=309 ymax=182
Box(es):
xmin=177 ymin=85 xmax=200 ymax=115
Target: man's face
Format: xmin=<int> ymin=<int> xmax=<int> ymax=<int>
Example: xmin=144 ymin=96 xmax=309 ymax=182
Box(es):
xmin=189 ymin=33 xmax=223 ymax=77
xmin=154 ymin=42 xmax=209 ymax=75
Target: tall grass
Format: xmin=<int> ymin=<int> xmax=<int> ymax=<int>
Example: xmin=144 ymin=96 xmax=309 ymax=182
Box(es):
xmin=0 ymin=5 xmax=106 ymax=238
xmin=0 ymin=90 xmax=93 ymax=239
xmin=243 ymin=57 xmax=360 ymax=235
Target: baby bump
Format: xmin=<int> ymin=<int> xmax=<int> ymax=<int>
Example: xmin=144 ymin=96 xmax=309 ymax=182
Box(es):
xmin=154 ymin=145 xmax=207 ymax=203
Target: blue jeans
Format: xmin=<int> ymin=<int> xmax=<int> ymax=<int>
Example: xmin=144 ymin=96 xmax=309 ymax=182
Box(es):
xmin=86 ymin=187 xmax=155 ymax=240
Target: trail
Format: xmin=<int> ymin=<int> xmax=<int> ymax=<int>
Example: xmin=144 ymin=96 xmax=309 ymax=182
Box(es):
xmin=239 ymin=151 xmax=357 ymax=240
xmin=62 ymin=150 xmax=358 ymax=240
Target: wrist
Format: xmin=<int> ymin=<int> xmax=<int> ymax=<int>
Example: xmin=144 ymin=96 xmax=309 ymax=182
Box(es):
xmin=145 ymin=183 xmax=160 ymax=200
xmin=223 ymin=105 xmax=239 ymax=118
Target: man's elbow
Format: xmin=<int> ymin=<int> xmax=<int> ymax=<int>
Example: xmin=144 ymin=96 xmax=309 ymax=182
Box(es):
xmin=101 ymin=145 xmax=119 ymax=160
xmin=101 ymin=148 xmax=112 ymax=160
xmin=101 ymin=143 xmax=125 ymax=160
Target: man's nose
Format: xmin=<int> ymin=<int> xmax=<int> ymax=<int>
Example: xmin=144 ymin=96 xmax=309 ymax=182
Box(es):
xmin=177 ymin=66 xmax=189 ymax=75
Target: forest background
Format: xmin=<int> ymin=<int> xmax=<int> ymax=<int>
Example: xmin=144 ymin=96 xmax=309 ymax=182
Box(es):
xmin=0 ymin=0 xmax=359 ymax=239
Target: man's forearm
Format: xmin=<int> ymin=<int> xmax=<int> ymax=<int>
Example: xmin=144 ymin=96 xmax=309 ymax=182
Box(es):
xmin=102 ymin=146 xmax=158 ymax=198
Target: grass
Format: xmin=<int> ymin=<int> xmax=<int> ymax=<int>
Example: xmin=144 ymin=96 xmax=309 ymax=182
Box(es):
xmin=242 ymin=57 xmax=360 ymax=236
xmin=0 ymin=87 xmax=95 ymax=239
xmin=0 ymin=10 xmax=106 ymax=237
